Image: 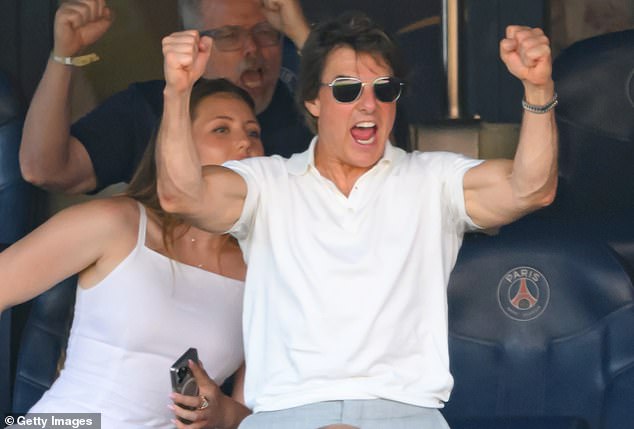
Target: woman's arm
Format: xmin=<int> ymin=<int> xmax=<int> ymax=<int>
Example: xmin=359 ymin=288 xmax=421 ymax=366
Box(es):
xmin=0 ymin=198 xmax=135 ymax=312
xmin=230 ymin=364 xmax=247 ymax=405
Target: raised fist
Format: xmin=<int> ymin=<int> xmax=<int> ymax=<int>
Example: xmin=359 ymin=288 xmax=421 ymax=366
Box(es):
xmin=54 ymin=0 xmax=113 ymax=57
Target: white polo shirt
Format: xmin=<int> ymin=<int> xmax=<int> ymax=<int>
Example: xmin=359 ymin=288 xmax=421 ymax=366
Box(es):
xmin=225 ymin=138 xmax=482 ymax=412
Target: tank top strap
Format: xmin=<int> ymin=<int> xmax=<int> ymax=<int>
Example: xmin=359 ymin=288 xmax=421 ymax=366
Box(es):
xmin=136 ymin=202 xmax=148 ymax=248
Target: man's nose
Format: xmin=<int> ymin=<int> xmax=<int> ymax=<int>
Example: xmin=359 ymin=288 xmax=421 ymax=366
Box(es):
xmin=242 ymin=31 xmax=258 ymax=55
xmin=357 ymin=83 xmax=377 ymax=112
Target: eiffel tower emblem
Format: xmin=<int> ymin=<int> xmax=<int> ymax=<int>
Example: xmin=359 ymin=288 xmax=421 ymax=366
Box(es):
xmin=510 ymin=278 xmax=538 ymax=310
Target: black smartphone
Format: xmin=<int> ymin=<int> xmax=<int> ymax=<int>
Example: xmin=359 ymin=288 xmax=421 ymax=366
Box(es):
xmin=170 ymin=347 xmax=199 ymax=423
xmin=170 ymin=347 xmax=198 ymax=424
xmin=170 ymin=347 xmax=199 ymax=396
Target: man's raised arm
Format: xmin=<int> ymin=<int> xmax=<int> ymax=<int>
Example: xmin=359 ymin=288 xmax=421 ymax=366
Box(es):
xmin=156 ymin=31 xmax=247 ymax=234
xmin=261 ymin=0 xmax=311 ymax=50
xmin=464 ymin=26 xmax=558 ymax=229
xmin=19 ymin=0 xmax=112 ymax=194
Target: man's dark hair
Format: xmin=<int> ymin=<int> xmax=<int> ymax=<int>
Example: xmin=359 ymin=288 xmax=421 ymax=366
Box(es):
xmin=296 ymin=11 xmax=411 ymax=150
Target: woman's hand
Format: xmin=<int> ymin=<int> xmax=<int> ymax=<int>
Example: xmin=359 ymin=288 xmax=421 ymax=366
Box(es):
xmin=170 ymin=360 xmax=224 ymax=429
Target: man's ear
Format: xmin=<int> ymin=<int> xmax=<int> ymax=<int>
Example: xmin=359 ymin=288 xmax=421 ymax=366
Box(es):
xmin=304 ymin=98 xmax=320 ymax=118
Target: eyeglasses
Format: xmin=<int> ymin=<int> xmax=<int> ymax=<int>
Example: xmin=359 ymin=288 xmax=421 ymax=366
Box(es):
xmin=321 ymin=76 xmax=405 ymax=103
xmin=200 ymin=22 xmax=282 ymax=52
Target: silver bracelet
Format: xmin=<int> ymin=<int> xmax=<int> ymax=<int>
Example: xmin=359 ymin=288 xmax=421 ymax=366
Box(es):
xmin=522 ymin=92 xmax=558 ymax=114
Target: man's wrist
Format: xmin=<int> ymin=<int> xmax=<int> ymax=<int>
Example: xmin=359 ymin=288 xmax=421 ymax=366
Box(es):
xmin=522 ymin=80 xmax=555 ymax=105
xmin=522 ymin=92 xmax=558 ymax=114
xmin=288 ymin=20 xmax=311 ymax=50
xmin=50 ymin=52 xmax=100 ymax=67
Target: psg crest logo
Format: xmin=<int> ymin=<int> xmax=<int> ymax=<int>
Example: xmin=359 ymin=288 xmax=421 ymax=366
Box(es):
xmin=497 ymin=266 xmax=550 ymax=321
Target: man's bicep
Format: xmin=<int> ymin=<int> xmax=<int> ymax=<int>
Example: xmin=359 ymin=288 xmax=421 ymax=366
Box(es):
xmin=197 ymin=166 xmax=249 ymax=233
xmin=48 ymin=136 xmax=98 ymax=194
xmin=463 ymin=159 xmax=517 ymax=228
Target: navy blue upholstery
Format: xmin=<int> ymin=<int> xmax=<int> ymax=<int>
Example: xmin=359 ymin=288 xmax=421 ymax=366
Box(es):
xmin=0 ymin=245 xmax=11 ymax=415
xmin=0 ymin=70 xmax=29 ymax=415
xmin=553 ymin=29 xmax=634 ymax=216
xmin=0 ymin=72 xmax=30 ymax=244
xmin=11 ymin=276 xmax=77 ymax=413
xmin=542 ymin=29 xmax=634 ymax=278
xmin=442 ymin=224 xmax=634 ymax=429
xmin=0 ymin=70 xmax=77 ymax=413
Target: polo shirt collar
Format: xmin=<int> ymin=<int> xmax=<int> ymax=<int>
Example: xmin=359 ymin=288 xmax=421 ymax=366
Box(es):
xmin=286 ymin=136 xmax=399 ymax=176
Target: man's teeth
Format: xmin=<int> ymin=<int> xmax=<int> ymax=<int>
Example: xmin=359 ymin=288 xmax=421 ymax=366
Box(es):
xmin=356 ymin=122 xmax=376 ymax=128
xmin=241 ymin=69 xmax=263 ymax=88
xmin=351 ymin=122 xmax=376 ymax=144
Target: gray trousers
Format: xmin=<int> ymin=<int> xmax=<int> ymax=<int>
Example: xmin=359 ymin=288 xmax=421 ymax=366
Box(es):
xmin=238 ymin=399 xmax=451 ymax=429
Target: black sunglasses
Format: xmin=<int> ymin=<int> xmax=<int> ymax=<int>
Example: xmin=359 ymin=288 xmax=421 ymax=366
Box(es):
xmin=321 ymin=76 xmax=405 ymax=103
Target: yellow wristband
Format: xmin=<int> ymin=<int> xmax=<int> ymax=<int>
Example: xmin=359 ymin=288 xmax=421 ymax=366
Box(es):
xmin=51 ymin=52 xmax=100 ymax=67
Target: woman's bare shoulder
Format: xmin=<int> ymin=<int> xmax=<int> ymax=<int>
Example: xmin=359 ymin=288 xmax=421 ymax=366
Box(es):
xmin=55 ymin=196 xmax=142 ymax=242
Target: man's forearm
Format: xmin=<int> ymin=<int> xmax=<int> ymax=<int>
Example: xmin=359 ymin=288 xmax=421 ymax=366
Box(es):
xmin=156 ymin=89 xmax=205 ymax=214
xmin=511 ymin=83 xmax=559 ymax=209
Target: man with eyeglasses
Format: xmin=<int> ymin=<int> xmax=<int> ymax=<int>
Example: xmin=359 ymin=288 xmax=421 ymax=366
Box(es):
xmin=20 ymin=0 xmax=312 ymax=194
xmin=157 ymin=11 xmax=558 ymax=429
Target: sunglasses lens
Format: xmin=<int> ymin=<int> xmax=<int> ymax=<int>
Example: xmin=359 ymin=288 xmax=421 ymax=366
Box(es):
xmin=331 ymin=80 xmax=362 ymax=103
xmin=374 ymin=78 xmax=402 ymax=102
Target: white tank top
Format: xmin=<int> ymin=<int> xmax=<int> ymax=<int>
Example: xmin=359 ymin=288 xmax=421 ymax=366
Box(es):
xmin=29 ymin=203 xmax=245 ymax=429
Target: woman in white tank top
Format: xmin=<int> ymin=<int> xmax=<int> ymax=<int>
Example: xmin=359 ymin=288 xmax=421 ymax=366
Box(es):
xmin=0 ymin=77 xmax=264 ymax=428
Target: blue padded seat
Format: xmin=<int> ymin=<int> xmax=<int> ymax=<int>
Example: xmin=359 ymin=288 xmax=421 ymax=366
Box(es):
xmin=551 ymin=29 xmax=634 ymax=218
xmin=11 ymin=276 xmax=77 ymax=413
xmin=535 ymin=29 xmax=634 ymax=279
xmin=0 ymin=70 xmax=29 ymax=415
xmin=442 ymin=224 xmax=634 ymax=429
xmin=0 ymin=71 xmax=30 ymax=244
xmin=0 ymin=70 xmax=77 ymax=413
xmin=448 ymin=416 xmax=589 ymax=429
xmin=0 ymin=245 xmax=11 ymax=414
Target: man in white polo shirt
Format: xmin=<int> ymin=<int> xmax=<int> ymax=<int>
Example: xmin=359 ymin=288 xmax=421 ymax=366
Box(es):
xmin=157 ymin=11 xmax=558 ymax=429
